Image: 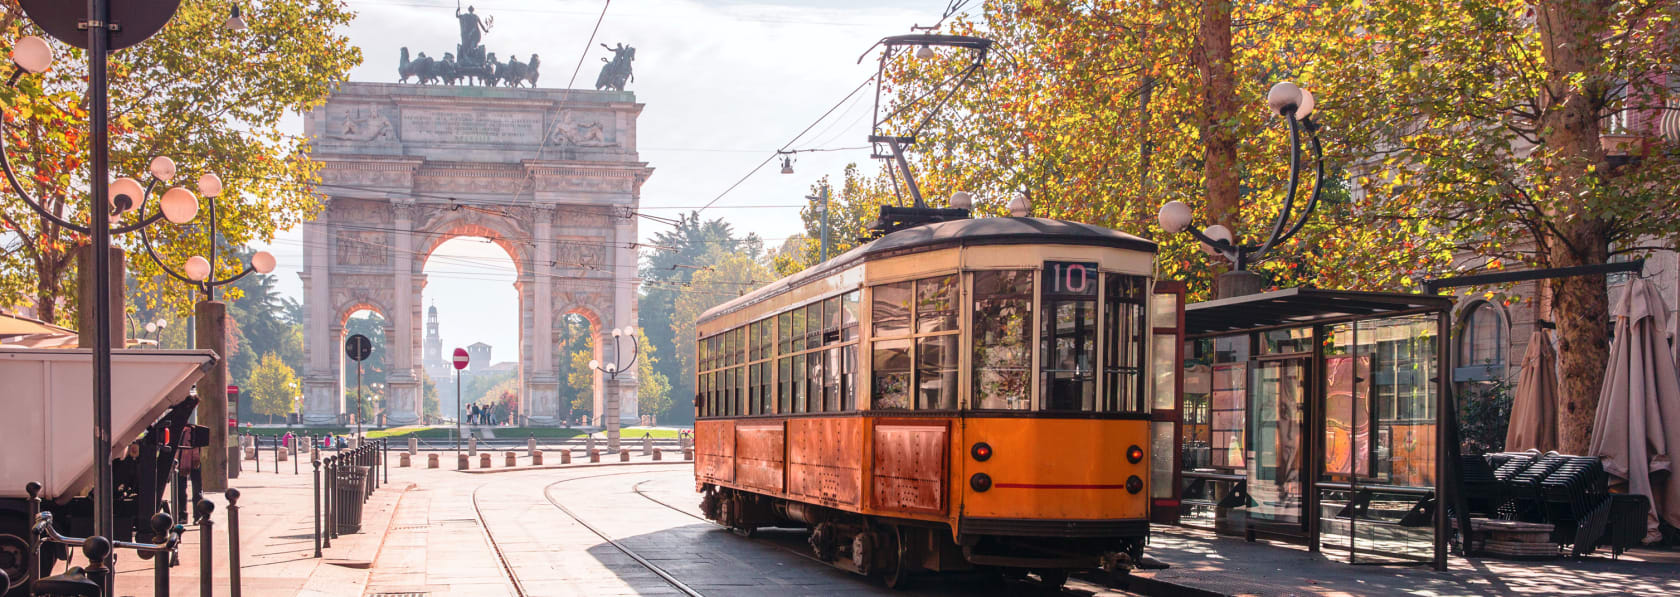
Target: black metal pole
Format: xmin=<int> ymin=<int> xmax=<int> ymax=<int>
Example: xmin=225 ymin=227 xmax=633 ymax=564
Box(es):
xmin=25 ymin=482 xmax=41 ymax=591
xmin=456 ymin=369 xmax=462 ymax=461
xmin=88 ymin=4 xmax=117 ymax=593
xmin=324 ymin=457 xmax=335 ymax=543
xmin=356 ymin=363 xmax=364 ymax=442
xmin=312 ymin=459 xmax=321 ymax=557
xmin=227 ymin=489 xmax=242 ymax=597
xmin=197 ymin=499 xmax=215 ymax=597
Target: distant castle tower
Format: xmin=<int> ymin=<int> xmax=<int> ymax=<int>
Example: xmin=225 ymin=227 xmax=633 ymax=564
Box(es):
xmin=422 ymin=303 xmax=448 ymax=384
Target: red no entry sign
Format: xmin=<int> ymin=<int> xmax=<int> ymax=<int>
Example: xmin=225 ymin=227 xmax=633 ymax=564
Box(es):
xmin=452 ymin=347 xmax=470 ymax=370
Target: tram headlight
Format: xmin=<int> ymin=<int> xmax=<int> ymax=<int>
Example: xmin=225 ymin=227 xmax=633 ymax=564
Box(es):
xmin=971 ymin=442 xmax=992 ymax=462
xmin=970 ymin=472 xmax=992 ymax=492
xmin=1126 ymin=445 xmax=1144 ymax=464
xmin=1126 ymin=475 xmax=1144 ymax=494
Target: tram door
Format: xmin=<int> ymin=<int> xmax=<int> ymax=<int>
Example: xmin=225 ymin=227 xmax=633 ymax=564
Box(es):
xmin=1148 ymin=282 xmax=1185 ymax=523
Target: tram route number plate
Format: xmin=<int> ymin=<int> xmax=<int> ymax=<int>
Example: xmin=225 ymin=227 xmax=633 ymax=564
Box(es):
xmin=1044 ymin=261 xmax=1099 ymax=298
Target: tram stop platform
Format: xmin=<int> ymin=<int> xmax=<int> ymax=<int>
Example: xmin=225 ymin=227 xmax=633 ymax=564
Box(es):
xmin=1117 ymin=524 xmax=1680 ymax=596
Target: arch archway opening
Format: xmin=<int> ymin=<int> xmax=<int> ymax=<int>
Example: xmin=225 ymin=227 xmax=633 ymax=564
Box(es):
xmin=339 ymin=308 xmax=390 ymax=430
xmin=421 ymin=235 xmax=521 ymax=429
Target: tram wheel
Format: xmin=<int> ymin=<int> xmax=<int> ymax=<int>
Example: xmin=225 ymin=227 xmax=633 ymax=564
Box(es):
xmin=881 ymin=525 xmax=913 ymax=590
xmin=1034 ymin=569 xmax=1068 ymax=589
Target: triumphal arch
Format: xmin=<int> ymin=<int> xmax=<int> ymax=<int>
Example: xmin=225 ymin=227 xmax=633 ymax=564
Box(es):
xmin=296 ymin=80 xmax=650 ymax=428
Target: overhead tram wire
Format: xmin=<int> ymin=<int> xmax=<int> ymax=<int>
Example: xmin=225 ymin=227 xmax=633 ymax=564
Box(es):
xmin=694 ymin=73 xmax=878 ymax=215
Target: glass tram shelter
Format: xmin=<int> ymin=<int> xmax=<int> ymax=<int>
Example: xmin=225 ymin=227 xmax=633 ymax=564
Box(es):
xmin=1152 ymin=287 xmax=1456 ymax=569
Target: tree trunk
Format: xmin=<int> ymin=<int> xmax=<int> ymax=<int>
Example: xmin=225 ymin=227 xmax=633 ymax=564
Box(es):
xmin=1197 ymin=0 xmax=1240 ymax=297
xmin=1537 ymin=0 xmax=1612 ymax=455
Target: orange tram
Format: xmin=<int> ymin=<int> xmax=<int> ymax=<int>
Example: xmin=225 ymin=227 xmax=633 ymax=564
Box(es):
xmin=693 ymin=215 xmax=1177 ymax=588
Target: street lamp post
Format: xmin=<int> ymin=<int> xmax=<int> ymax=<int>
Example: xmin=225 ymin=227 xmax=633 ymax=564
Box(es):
xmin=807 ymin=183 xmax=831 ymax=262
xmin=1157 ymin=81 xmax=1326 ymax=299
xmin=1 ymin=2 xmax=242 ymax=587
xmin=588 ymin=326 xmax=639 ymax=453
xmin=137 ymin=169 xmax=278 ymax=493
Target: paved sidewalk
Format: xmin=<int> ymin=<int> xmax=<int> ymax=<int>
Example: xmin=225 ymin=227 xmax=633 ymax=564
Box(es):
xmin=1124 ymin=524 xmax=1680 ymax=596
xmin=107 ymin=450 xmax=410 ymax=597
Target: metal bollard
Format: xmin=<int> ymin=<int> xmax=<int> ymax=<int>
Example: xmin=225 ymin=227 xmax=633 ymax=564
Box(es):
xmin=82 ymin=536 xmax=111 ymax=597
xmin=313 ymin=459 xmax=322 ymax=557
xmin=324 ymin=457 xmax=336 ymax=544
xmin=383 ymin=439 xmax=389 ymax=484
xmin=198 ymin=499 xmax=216 ymax=597
xmin=294 ymin=440 xmax=299 ymax=475
xmin=528 ymin=436 xmax=537 ymax=458
xmin=532 ymin=450 xmax=543 ymax=465
xmin=469 ymin=436 xmax=477 ymax=457
xmin=25 ymin=482 xmax=41 ymax=591
xmin=153 ymin=512 xmax=173 ymax=597
xmin=228 ymin=488 xmax=243 ymax=597
xmin=479 ymin=453 xmax=491 ymax=468
xmin=409 ymin=436 xmax=418 ymax=455
xmin=620 ymin=449 xmax=630 ymax=462
xmin=653 ymin=448 xmax=662 ymax=461
xmin=506 ymin=451 xmax=516 ymax=467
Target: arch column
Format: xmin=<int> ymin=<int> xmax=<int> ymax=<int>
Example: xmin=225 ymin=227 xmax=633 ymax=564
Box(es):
xmin=525 ymin=207 xmax=561 ymax=426
xmin=386 ymin=199 xmax=422 ymax=425
xmin=301 ymin=219 xmax=341 ymax=425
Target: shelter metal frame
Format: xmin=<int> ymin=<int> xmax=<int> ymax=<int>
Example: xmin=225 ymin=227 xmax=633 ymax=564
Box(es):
xmin=1176 ymin=288 xmax=1455 ymax=570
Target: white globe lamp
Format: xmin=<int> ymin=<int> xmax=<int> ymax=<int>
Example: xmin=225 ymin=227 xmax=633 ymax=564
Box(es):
xmin=251 ymin=251 xmax=277 ymax=274
xmin=1157 ymin=201 xmax=1192 ymax=233
xmin=160 ymin=187 xmax=199 ymax=224
xmin=184 ymin=256 xmax=212 ymax=281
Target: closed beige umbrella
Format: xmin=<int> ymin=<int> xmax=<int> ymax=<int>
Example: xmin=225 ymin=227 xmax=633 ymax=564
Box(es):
xmin=1588 ymin=277 xmax=1680 ymax=542
xmin=1505 ymin=328 xmax=1558 ymax=452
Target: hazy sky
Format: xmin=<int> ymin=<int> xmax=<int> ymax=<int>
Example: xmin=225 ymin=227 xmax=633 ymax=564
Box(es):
xmin=255 ymin=0 xmax=960 ymax=361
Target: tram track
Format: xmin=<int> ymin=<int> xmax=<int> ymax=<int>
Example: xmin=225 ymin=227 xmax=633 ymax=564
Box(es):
xmin=468 ymin=466 xmax=701 ymax=597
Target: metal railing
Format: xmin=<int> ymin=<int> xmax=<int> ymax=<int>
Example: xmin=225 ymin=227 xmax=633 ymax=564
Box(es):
xmin=312 ymin=438 xmax=386 ymax=554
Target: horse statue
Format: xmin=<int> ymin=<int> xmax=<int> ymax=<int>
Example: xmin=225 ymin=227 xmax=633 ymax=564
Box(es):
xmin=523 ymin=54 xmax=541 ymax=87
xmin=499 ymin=54 xmax=528 ymax=88
xmin=482 ymin=52 xmax=501 ymax=86
xmin=437 ymin=53 xmax=460 ymax=86
xmin=594 ymin=43 xmax=635 ymax=91
xmin=399 ymin=47 xmax=426 ymax=83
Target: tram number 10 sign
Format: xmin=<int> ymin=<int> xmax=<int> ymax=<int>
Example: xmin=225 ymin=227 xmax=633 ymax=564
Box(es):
xmin=1044 ymin=261 xmax=1099 ymax=298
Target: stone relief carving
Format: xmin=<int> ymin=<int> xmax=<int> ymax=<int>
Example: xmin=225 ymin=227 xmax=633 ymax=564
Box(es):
xmin=548 ymin=111 xmax=617 ymax=148
xmin=329 ymin=108 xmax=398 ymax=143
xmin=554 ymin=240 xmax=606 ymax=269
xmin=335 ymin=230 xmax=390 ymax=265
xmin=331 ymin=285 xmax=395 ymax=315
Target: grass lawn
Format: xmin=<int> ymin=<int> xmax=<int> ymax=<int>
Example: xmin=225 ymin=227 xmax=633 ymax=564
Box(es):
xmin=615 ymin=427 xmax=682 ymax=439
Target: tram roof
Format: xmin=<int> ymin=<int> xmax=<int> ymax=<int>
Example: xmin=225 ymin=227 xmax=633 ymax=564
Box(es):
xmin=700 ymin=217 xmax=1155 ymax=324
xmin=1184 ymin=287 xmax=1453 ymax=338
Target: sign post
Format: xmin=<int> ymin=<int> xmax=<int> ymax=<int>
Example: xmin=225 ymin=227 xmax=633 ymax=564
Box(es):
xmin=345 ymin=334 xmax=373 ymax=442
xmin=452 ymin=348 xmax=470 ymax=461
xmin=227 ymin=384 xmax=240 ymax=429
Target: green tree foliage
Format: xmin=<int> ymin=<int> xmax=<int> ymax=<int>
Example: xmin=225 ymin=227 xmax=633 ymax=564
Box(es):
xmin=0 ymin=1 xmax=361 ymax=325
xmin=671 ymin=248 xmax=773 ymax=403
xmin=632 ymin=327 xmax=672 ymax=421
xmin=422 ymin=375 xmax=439 ymax=421
xmin=247 ymin=352 xmax=298 ymax=423
xmin=567 ymin=344 xmax=595 ymax=420
xmin=638 ymin=213 xmax=763 ymax=415
xmin=1314 ymin=0 xmax=1680 ymax=452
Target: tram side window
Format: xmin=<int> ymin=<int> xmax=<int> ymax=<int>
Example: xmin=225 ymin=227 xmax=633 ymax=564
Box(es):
xmin=917 ymin=275 xmax=959 ymax=409
xmin=873 ymin=338 xmax=913 ymax=409
xmin=973 ymin=270 xmax=1034 ymax=410
xmin=1103 ymin=274 xmax=1147 ymax=412
xmin=1042 ymin=263 xmax=1098 ymax=411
